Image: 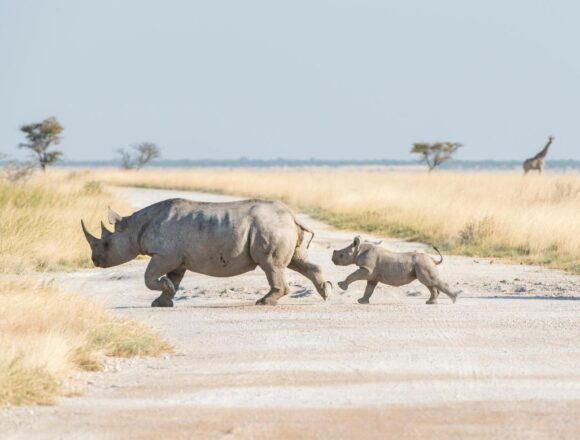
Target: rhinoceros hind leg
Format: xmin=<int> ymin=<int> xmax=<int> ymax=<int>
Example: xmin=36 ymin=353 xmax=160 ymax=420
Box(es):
xmin=288 ymin=257 xmax=332 ymax=301
xmin=256 ymin=266 xmax=289 ymax=306
xmin=358 ymin=280 xmax=377 ymax=305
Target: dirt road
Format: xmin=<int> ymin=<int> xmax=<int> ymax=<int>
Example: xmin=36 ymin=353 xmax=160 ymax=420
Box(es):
xmin=2 ymin=187 xmax=579 ymax=439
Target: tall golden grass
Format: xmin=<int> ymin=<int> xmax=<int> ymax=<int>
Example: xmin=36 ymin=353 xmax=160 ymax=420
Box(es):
xmin=92 ymin=168 xmax=580 ymax=273
xmin=0 ymin=279 xmax=171 ymax=407
xmin=0 ymin=171 xmax=131 ymax=273
xmin=0 ymin=171 xmax=170 ymax=406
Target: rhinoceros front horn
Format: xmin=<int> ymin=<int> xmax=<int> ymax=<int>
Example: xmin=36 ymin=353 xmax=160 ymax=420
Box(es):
xmin=100 ymin=221 xmax=113 ymax=238
xmin=81 ymin=220 xmax=98 ymax=247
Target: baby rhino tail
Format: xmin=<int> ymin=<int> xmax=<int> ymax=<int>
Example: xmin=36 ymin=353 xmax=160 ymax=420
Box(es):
xmin=431 ymin=245 xmax=443 ymax=265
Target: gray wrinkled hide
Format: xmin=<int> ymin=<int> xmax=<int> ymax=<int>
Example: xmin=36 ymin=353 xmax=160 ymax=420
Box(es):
xmin=332 ymin=236 xmax=460 ymax=305
xmin=82 ymin=198 xmax=331 ymax=307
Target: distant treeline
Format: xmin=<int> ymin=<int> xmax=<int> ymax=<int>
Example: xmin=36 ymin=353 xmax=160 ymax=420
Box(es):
xmin=5 ymin=158 xmax=580 ymax=170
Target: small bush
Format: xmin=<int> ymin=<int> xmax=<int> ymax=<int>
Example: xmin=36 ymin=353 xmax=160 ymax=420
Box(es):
xmin=83 ymin=180 xmax=103 ymax=195
xmin=0 ymin=279 xmax=171 ymax=407
xmin=459 ymin=217 xmax=497 ymax=245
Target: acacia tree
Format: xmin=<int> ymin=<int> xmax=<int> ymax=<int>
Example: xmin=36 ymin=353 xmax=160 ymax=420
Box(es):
xmin=411 ymin=142 xmax=462 ymax=172
xmin=117 ymin=142 xmax=161 ymax=170
xmin=18 ymin=116 xmax=64 ymax=171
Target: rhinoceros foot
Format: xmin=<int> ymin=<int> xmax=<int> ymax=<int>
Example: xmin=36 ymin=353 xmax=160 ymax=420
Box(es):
xmin=256 ymin=296 xmax=277 ymax=306
xmin=320 ymin=281 xmax=332 ymax=301
xmin=152 ymin=296 xmax=174 ymax=307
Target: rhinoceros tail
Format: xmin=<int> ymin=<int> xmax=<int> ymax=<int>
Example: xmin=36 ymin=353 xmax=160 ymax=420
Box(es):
xmin=431 ymin=245 xmax=443 ymax=265
xmin=294 ymin=218 xmax=315 ymax=249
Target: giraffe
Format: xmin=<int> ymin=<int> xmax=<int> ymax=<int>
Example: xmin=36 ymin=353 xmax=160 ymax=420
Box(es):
xmin=523 ymin=136 xmax=554 ymax=175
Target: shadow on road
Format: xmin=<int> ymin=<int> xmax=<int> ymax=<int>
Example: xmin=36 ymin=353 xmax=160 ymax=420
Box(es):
xmin=479 ymin=295 xmax=580 ymax=301
xmin=291 ymin=288 xmax=315 ymax=298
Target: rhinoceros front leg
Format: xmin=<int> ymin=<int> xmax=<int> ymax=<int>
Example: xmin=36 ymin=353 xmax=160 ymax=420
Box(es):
xmin=167 ymin=268 xmax=186 ymax=291
xmin=337 ymin=268 xmax=370 ymax=291
xmin=256 ymin=265 xmax=289 ymax=306
xmin=145 ymin=255 xmax=181 ymax=308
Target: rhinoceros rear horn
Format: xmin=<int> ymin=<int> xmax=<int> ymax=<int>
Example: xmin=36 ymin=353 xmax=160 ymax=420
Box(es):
xmin=108 ymin=207 xmax=122 ymax=225
xmin=100 ymin=221 xmax=113 ymax=238
xmin=81 ymin=220 xmax=98 ymax=247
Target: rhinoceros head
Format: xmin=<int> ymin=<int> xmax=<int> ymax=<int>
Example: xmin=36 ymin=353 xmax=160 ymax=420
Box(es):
xmin=331 ymin=236 xmax=361 ymax=266
xmin=81 ymin=207 xmax=138 ymax=268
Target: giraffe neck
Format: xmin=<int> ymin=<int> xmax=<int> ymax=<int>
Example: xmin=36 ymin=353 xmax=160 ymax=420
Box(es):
xmin=536 ymin=139 xmax=552 ymax=159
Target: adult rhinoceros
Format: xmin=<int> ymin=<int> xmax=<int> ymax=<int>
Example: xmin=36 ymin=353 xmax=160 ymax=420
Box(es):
xmin=81 ymin=198 xmax=332 ymax=307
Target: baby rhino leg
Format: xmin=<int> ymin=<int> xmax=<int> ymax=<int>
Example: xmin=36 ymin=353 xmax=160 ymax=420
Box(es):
xmin=358 ymin=281 xmax=377 ymax=304
xmin=338 ymin=268 xmax=370 ymax=291
xmin=434 ymin=280 xmax=459 ymax=303
xmin=425 ymin=287 xmax=440 ymax=305
xmin=415 ymin=262 xmax=459 ymax=304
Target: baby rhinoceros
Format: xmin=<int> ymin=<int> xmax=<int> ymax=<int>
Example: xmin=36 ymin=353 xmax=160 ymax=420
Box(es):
xmin=332 ymin=236 xmax=460 ymax=305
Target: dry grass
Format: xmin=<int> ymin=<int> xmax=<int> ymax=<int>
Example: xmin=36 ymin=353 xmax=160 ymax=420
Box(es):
xmin=0 ymin=279 xmax=171 ymax=407
xmin=0 ymin=171 xmax=170 ymax=407
xmin=0 ymin=170 xmax=132 ymax=273
xmin=92 ymin=168 xmax=580 ymax=273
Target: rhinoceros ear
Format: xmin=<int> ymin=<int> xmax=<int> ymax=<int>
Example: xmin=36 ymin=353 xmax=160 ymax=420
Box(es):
xmin=108 ymin=207 xmax=122 ymax=225
xmin=100 ymin=221 xmax=113 ymax=238
xmin=353 ymin=236 xmax=361 ymax=248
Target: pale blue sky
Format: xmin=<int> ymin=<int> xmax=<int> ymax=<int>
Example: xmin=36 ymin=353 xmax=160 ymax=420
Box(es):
xmin=1 ymin=0 xmax=579 ymax=161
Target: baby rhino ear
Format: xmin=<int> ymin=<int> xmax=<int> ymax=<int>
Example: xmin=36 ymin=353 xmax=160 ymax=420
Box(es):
xmin=353 ymin=236 xmax=361 ymax=247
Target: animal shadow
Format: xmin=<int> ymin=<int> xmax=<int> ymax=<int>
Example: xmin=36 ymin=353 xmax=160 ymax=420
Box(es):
xmin=406 ymin=291 xmax=423 ymax=297
xmin=291 ymin=287 xmax=314 ymax=299
xmin=480 ymin=295 xmax=580 ymax=301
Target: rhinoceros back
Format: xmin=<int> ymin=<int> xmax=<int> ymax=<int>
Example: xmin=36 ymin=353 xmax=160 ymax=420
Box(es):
xmin=134 ymin=198 xmax=299 ymax=277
